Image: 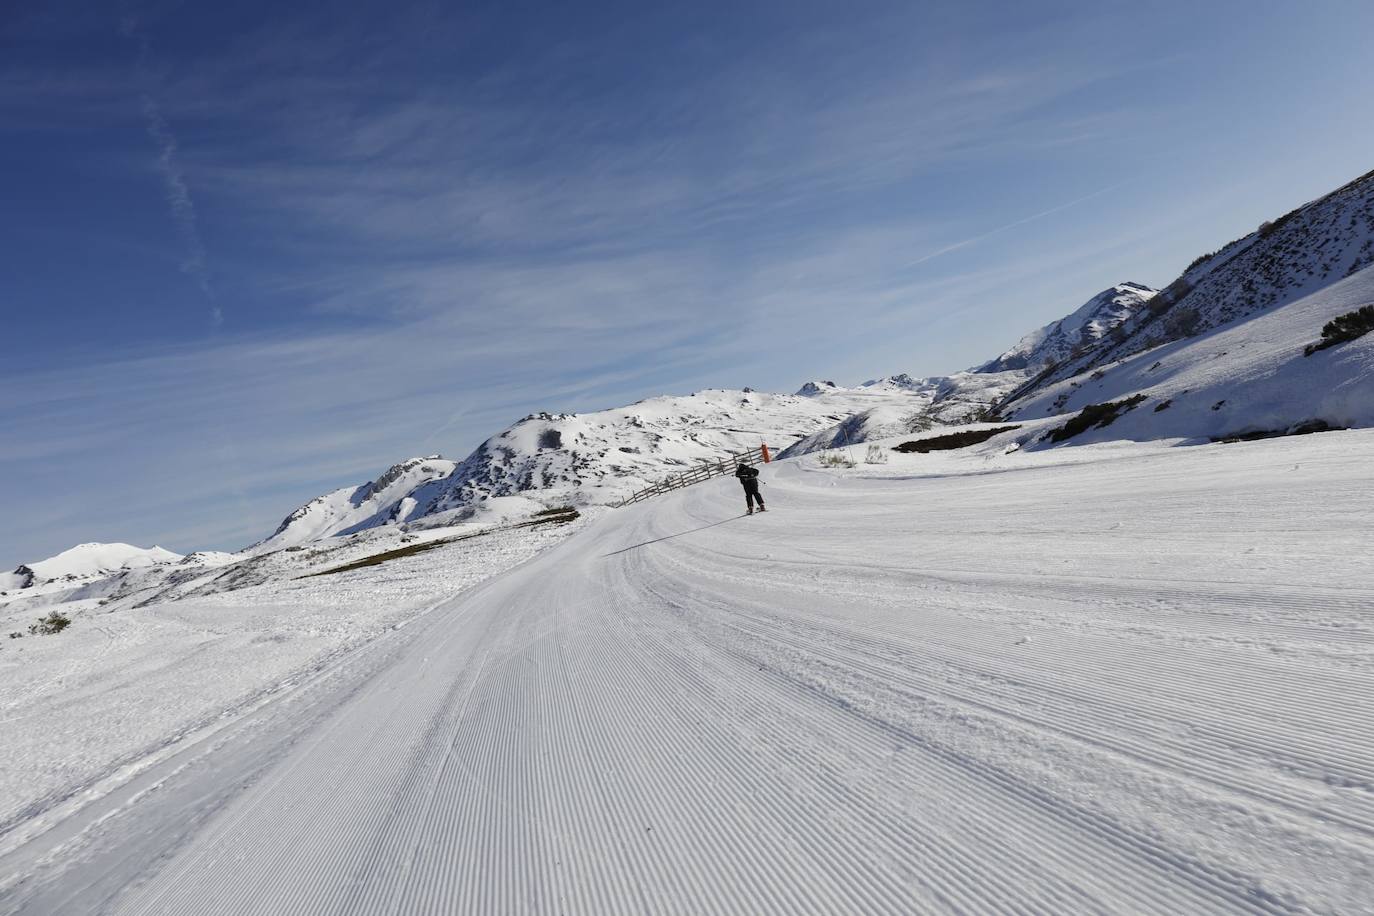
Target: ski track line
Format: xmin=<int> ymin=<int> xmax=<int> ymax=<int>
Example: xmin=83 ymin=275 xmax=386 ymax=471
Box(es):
xmin=635 ymin=580 xmax=1249 ymax=913
xmin=651 ymin=563 xmax=1374 ymax=828
xmin=618 ymin=505 xmax=1269 ymax=911
xmin=650 ymin=583 xmax=1373 ymax=848
xmin=4 ymin=435 xmax=1373 ymax=914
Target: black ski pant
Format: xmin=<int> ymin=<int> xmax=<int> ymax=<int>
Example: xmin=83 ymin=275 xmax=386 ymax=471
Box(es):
xmin=742 ymin=481 xmax=764 ymax=510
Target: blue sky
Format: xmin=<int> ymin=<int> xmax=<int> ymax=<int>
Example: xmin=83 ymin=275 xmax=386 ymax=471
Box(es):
xmin=3 ymin=0 xmax=1373 ymax=567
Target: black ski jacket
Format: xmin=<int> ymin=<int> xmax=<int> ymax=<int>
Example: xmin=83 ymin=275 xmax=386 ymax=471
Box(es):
xmin=735 ymin=464 xmax=760 ymax=485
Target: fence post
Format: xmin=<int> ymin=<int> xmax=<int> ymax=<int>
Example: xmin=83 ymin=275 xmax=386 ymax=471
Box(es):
xmin=620 ymin=440 xmax=780 ymax=506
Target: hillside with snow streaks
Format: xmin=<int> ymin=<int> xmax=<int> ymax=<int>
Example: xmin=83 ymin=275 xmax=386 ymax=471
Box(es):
xmin=1162 ymin=168 xmax=1374 ymax=334
xmin=254 ymin=456 xmax=459 ymax=552
xmin=1007 ymin=264 xmax=1374 ymax=444
xmin=780 ymin=376 xmax=945 ymax=455
xmin=979 ymin=282 xmax=1157 ymax=372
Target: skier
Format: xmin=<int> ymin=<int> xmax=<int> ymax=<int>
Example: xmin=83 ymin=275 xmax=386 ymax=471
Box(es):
xmin=735 ymin=461 xmax=766 ymax=514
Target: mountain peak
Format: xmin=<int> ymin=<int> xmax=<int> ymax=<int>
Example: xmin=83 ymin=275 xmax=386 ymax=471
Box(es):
xmin=978 ymin=282 xmax=1158 ymax=373
xmin=3 ymin=542 xmax=183 ymax=590
xmin=253 ymin=456 xmax=459 ymax=552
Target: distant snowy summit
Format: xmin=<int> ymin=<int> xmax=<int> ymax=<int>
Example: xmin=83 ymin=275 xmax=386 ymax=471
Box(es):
xmin=979 ymin=282 xmax=1158 ymax=373
xmin=0 ymin=542 xmax=182 ymax=591
xmin=860 ymin=373 xmax=934 ymax=390
xmin=799 ymin=375 xmax=936 ymax=395
xmin=252 ymin=455 xmax=458 ymax=553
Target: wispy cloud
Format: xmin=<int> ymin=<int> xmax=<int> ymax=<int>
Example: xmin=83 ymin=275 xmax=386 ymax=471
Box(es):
xmin=121 ymin=9 xmax=222 ymax=327
xmin=905 ymin=180 xmax=1137 ymax=268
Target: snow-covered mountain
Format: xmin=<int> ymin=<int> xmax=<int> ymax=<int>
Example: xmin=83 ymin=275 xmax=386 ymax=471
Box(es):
xmin=409 ymin=385 xmax=933 ymax=517
xmin=778 ymin=375 xmax=940 ymax=455
xmin=254 ymin=455 xmax=459 ymax=553
xmin=1002 ymin=168 xmax=1374 ymax=408
xmin=906 ymin=282 xmax=1158 ymax=427
xmin=793 ymin=170 xmax=1374 ymax=455
xmin=0 ymin=542 xmax=181 ymax=592
xmin=979 ymin=282 xmax=1158 ymax=373
xmin=235 ymin=384 xmax=938 ymax=559
xmin=1005 ymin=260 xmax=1374 ymax=445
xmin=781 ymin=284 xmax=1159 ymax=455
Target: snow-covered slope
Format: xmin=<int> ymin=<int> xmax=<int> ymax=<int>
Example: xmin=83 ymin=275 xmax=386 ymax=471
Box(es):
xmin=0 ymin=543 xmax=181 ymax=592
xmin=779 ymin=403 xmax=922 ymax=457
xmin=8 ymin=431 xmax=1372 ymax=913
xmin=253 ymin=455 xmax=458 ymax=553
xmin=980 ymin=282 xmax=1158 ymax=372
xmin=1007 ymin=264 xmax=1374 ymax=444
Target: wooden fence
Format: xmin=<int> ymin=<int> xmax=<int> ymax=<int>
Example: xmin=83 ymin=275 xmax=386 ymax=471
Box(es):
xmin=616 ymin=444 xmax=770 ymax=508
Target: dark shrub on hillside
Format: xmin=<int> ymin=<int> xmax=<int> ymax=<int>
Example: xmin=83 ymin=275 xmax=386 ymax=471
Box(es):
xmin=1163 ymin=306 xmax=1202 ymax=338
xmin=1214 ymin=418 xmax=1345 ymax=444
xmin=893 ymin=425 xmax=1020 ymax=453
xmin=972 ymin=406 xmax=1004 ymax=424
xmin=1184 ymin=250 xmax=1216 ymax=273
xmin=28 ymin=611 xmax=71 ymax=636
xmin=1047 ymin=394 xmax=1147 ymax=443
xmin=1147 ymin=279 xmax=1193 ymax=317
xmin=1304 ymin=304 xmax=1374 ymax=355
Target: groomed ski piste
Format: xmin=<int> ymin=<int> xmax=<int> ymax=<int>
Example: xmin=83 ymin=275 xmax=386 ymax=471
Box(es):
xmin=3 ymin=428 xmax=1372 ymax=915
